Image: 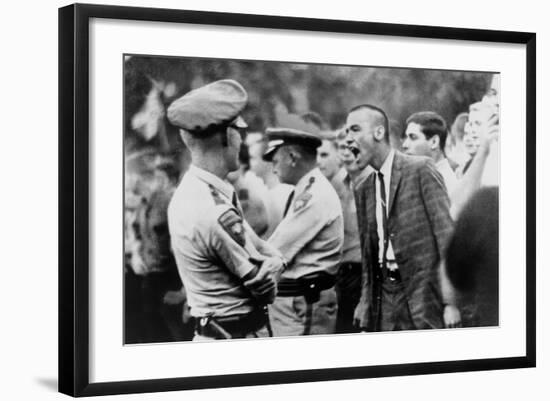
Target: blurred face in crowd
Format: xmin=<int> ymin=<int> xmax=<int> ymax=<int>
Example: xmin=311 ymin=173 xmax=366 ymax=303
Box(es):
xmin=402 ymin=122 xmax=432 ymax=157
xmin=151 ymin=169 xmax=169 ymax=192
xmin=248 ymin=141 xmax=271 ymax=180
xmin=464 ymin=104 xmax=493 ymax=157
xmin=462 ymin=122 xmax=480 ymax=157
xmin=317 ymin=139 xmax=341 ymax=180
xmin=337 ymin=137 xmax=360 ymax=175
xmin=345 ymin=108 xmax=382 ymax=170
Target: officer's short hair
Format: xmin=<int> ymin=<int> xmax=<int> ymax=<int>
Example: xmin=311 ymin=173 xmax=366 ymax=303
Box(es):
xmin=286 ymin=143 xmax=317 ymax=161
xmin=348 ymin=104 xmax=390 ymax=143
xmin=405 ymin=111 xmax=448 ymax=151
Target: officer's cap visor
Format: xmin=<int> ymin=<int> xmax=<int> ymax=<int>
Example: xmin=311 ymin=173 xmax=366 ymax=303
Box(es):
xmin=262 ymin=139 xmax=285 ymax=161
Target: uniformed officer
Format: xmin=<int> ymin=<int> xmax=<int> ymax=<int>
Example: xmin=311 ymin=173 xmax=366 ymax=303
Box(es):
xmin=166 ymin=79 xmax=285 ymax=341
xmin=263 ymin=128 xmax=344 ymax=336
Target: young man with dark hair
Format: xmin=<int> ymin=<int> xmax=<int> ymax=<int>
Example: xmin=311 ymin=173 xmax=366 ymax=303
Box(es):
xmin=402 ymin=111 xmax=459 ymax=201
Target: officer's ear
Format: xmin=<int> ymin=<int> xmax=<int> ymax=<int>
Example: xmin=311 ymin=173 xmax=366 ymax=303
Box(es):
xmin=288 ymin=149 xmax=298 ymax=166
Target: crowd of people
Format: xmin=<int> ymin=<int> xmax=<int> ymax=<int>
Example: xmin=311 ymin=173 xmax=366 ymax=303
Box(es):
xmin=124 ymin=77 xmax=499 ymax=343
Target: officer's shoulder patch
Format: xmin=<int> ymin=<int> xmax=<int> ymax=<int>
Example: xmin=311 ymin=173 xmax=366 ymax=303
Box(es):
xmin=218 ymin=209 xmax=246 ymax=246
xmin=293 ymin=191 xmax=312 ymax=212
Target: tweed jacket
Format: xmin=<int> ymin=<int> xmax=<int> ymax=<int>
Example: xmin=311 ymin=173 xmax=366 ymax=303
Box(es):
xmin=354 ymin=151 xmax=454 ymax=330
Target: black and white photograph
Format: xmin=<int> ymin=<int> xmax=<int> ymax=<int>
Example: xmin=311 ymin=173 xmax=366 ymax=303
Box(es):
xmin=54 ymin=3 xmax=536 ymax=397
xmin=123 ymin=54 xmax=500 ymax=344
xmin=1 ymin=0 xmax=545 ymax=399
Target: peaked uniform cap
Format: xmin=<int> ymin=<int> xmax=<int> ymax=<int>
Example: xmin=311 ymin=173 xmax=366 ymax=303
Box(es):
xmin=167 ymin=79 xmax=248 ymax=133
xmin=263 ymin=127 xmax=322 ymax=161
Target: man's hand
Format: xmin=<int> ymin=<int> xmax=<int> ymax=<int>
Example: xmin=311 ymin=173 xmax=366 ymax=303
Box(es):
xmin=260 ymin=256 xmax=286 ymax=282
xmin=353 ymin=300 xmax=368 ymax=331
xmin=443 ymin=304 xmax=462 ymax=328
xmin=478 ymin=113 xmax=499 ymax=155
xmin=243 ymin=263 xmax=277 ymax=304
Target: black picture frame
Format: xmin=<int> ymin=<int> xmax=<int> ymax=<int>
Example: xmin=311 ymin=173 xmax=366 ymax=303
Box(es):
xmin=58 ymin=2 xmax=536 ymax=397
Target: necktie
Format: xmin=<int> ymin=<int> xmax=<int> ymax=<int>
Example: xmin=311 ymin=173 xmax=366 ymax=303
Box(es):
xmin=283 ymin=190 xmax=295 ymax=218
xmin=377 ymin=171 xmax=389 ymax=268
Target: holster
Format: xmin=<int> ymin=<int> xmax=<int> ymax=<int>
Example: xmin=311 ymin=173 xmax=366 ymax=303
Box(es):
xmin=195 ymin=309 xmax=269 ymax=339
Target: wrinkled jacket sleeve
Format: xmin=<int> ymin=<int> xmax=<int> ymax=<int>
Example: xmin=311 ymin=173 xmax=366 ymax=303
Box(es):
xmin=418 ymin=160 xmax=454 ymax=259
xmin=353 ymin=177 xmax=372 ymax=328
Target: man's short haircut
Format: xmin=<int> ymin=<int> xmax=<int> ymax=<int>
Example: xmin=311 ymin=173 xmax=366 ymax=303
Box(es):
xmin=180 ymin=122 xmax=230 ymax=149
xmin=286 ymin=143 xmax=318 ymax=161
xmin=405 ymin=111 xmax=448 ymax=151
xmin=348 ymin=104 xmax=390 ymax=143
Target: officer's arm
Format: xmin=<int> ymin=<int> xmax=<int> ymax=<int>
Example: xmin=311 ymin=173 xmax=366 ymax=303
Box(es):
xmin=268 ymin=197 xmax=327 ymax=263
xmin=209 ymin=207 xmax=275 ymax=303
xmin=244 ymin=220 xmax=283 ymax=258
xmin=209 ymin=208 xmax=259 ymax=279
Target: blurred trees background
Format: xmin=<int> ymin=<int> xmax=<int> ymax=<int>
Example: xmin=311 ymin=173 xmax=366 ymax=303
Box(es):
xmin=124 ymin=55 xmax=492 ymax=154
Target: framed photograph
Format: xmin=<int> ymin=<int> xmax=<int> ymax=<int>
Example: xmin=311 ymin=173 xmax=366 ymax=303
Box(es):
xmin=59 ymin=2 xmax=536 ymax=397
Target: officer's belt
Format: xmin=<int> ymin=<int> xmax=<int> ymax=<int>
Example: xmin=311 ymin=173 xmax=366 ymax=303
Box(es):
xmin=195 ymin=309 xmax=268 ymax=339
xmin=277 ymin=271 xmax=335 ymax=298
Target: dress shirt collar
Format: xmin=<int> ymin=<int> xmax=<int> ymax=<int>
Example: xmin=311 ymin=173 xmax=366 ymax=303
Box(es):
xmin=378 ymin=148 xmax=395 ymax=178
xmin=188 ymin=164 xmax=234 ymax=201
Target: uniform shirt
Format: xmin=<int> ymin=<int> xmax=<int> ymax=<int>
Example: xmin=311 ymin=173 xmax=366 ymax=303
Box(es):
xmin=376 ymin=149 xmax=396 ymax=264
xmin=268 ymin=168 xmax=344 ymax=279
xmin=331 ymin=167 xmax=373 ymax=264
xmin=263 ymin=182 xmax=294 ymax=238
xmin=168 ymin=165 xmax=272 ymax=317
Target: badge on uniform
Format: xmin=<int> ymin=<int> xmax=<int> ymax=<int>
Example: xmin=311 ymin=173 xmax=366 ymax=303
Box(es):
xmin=293 ymin=192 xmax=312 ymax=212
xmin=218 ymin=209 xmax=246 ymax=246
